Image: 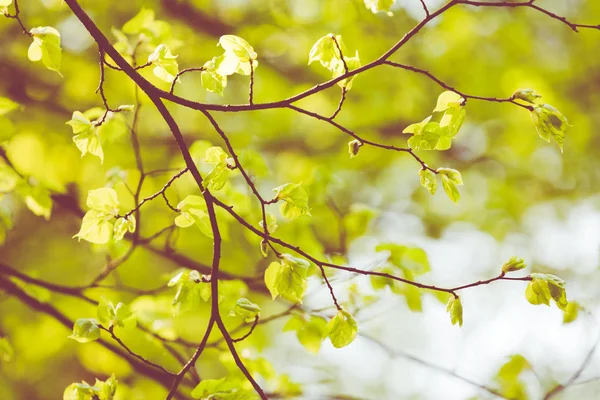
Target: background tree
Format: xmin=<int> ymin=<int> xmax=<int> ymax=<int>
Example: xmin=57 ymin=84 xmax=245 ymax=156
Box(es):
xmin=0 ymin=0 xmax=599 ymax=399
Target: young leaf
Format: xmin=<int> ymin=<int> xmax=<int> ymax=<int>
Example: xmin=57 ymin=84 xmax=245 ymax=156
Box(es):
xmin=512 ymin=88 xmax=541 ymax=104
xmin=174 ymin=195 xmax=213 ymax=238
xmin=66 ymin=111 xmax=104 ymax=162
xmin=283 ymin=315 xmax=327 ymax=353
xmin=438 ymin=168 xmax=463 ymax=203
xmin=563 ymin=301 xmax=580 ymax=324
xmin=230 ymin=298 xmax=261 ymax=322
xmin=203 ymin=146 xmax=231 ymax=191
xmin=530 ymin=104 xmax=568 ymax=152
xmin=364 ymin=0 xmax=395 ymax=15
xmin=264 ymin=256 xmax=309 ymax=303
xmin=113 ymin=215 xmax=136 ymax=241
xmin=273 ymin=182 xmax=311 ymax=219
xmin=148 ymin=44 xmax=179 ymax=83
xmin=73 ymin=188 xmax=120 ymax=244
xmin=201 ymin=69 xmax=227 ymax=95
xmin=446 ymin=297 xmax=463 ymax=327
xmin=68 ymin=318 xmax=101 ymax=343
xmin=348 ymin=139 xmax=362 ymax=158
xmin=325 ymin=310 xmax=358 ymax=348
xmin=0 ymin=97 xmax=20 ymax=116
xmin=418 ymin=168 xmax=437 ymax=195
xmin=28 ymin=26 xmax=62 ymax=74
xmin=502 ymin=256 xmax=526 ymax=273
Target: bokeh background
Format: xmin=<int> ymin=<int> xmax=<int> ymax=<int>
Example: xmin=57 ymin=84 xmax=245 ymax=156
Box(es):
xmin=1 ymin=0 xmax=600 ymax=399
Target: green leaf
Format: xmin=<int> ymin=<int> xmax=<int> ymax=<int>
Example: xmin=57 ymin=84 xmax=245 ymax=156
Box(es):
xmin=148 ymin=44 xmax=179 ymax=83
xmin=418 ymin=169 xmax=437 ymax=195
xmin=283 ymin=315 xmax=327 ymax=353
xmin=531 ymin=104 xmax=568 ymax=152
xmin=218 ymin=35 xmax=257 ymax=63
xmin=122 ymin=8 xmax=155 ymax=35
xmin=20 ymin=185 xmax=53 ymax=220
xmin=28 ymin=26 xmax=62 ymax=74
xmin=95 ymin=374 xmax=118 ymax=400
xmin=513 ymin=88 xmax=541 ymax=104
xmin=201 ymin=69 xmax=227 ymax=95
xmin=526 ymin=273 xmax=567 ymax=309
xmin=168 ymin=270 xmax=207 ymax=315
xmin=495 ymin=355 xmax=531 ymax=399
xmin=0 ymin=97 xmax=20 ymax=116
xmin=264 ymin=256 xmax=309 ymax=303
xmin=563 ymin=301 xmax=580 ymax=324
xmin=438 ymin=168 xmax=462 ymax=203
xmin=348 ymin=139 xmax=362 ymax=158
xmin=87 ymin=187 xmax=120 ymax=214
xmin=502 ymin=256 xmax=527 ymax=273
xmin=308 ymin=34 xmax=340 ymax=69
xmin=326 ymin=310 xmax=358 ymax=348
xmin=230 ymin=298 xmax=260 ymax=322
xmin=375 ymin=243 xmax=430 ymax=276
xmin=258 ymin=212 xmax=278 ymax=234
xmin=0 ymin=336 xmax=14 ymax=362
xmin=273 ymin=182 xmax=311 ymax=219
xmin=68 ymin=318 xmax=101 ymax=343
xmin=113 ymin=215 xmax=136 ymax=241
xmin=175 ymin=195 xmax=213 ymax=238
xmin=525 ymin=278 xmax=551 ymax=306
xmin=405 ymin=92 xmax=466 ymax=151
xmin=97 ymin=297 xmax=135 ymax=329
xmin=203 ymin=146 xmax=231 ymax=191
xmin=446 ymin=297 xmax=463 ymax=327
xmin=66 ymin=111 xmax=103 ymax=162
xmin=364 ymin=0 xmax=395 ymax=15
xmin=73 ymin=210 xmax=114 ymax=244
xmin=63 ymin=381 xmax=99 ymax=400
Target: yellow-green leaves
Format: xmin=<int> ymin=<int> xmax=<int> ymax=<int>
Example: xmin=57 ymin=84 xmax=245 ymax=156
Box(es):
xmin=502 ymin=256 xmax=526 ymax=273
xmin=418 ymin=168 xmax=437 ymax=195
xmin=525 ymin=273 xmax=569 ymax=311
xmin=0 ymin=0 xmax=12 ymax=14
xmin=348 ymin=139 xmax=362 ymax=158
xmin=512 ymin=88 xmax=541 ymax=104
xmin=264 ymin=254 xmax=310 ymax=303
xmin=230 ymin=298 xmax=261 ymax=322
xmin=191 ymin=377 xmax=257 ymax=400
xmin=203 ymin=146 xmax=233 ymax=191
xmin=494 ymin=355 xmax=531 ymax=400
xmin=168 ymin=269 xmax=209 ymax=315
xmin=66 ymin=111 xmax=104 ymax=163
xmin=283 ymin=315 xmax=328 ymax=353
xmin=218 ymin=35 xmax=258 ymax=74
xmin=28 ymin=26 xmax=62 ymax=75
xmin=512 ymin=89 xmax=569 ymax=152
xmin=200 ymin=35 xmax=258 ymax=95
xmin=68 ymin=318 xmax=101 ymax=343
xmin=372 ymin=243 xmax=430 ymax=311
xmin=18 ymin=185 xmax=53 ymax=220
xmin=273 ymin=183 xmax=311 ymax=219
xmin=446 ymin=297 xmax=463 ymax=327
xmin=0 ymin=336 xmax=13 ymax=362
xmin=437 ymin=168 xmax=463 ymax=203
xmin=0 ymin=97 xmax=20 ymax=116
xmin=309 ymin=34 xmax=361 ymax=90
xmin=174 ymin=195 xmax=213 ymax=238
xmin=148 ymin=44 xmax=179 ymax=83
xmin=63 ymin=374 xmax=117 ymax=400
xmin=404 ymin=91 xmax=466 ymax=151
xmin=97 ymin=298 xmax=135 ymax=330
xmin=74 ymin=188 xmax=128 ymax=244
xmin=531 ymin=104 xmax=568 ymax=152
xmin=113 ymin=216 xmax=135 ymax=241
xmin=325 ymin=310 xmax=358 ymax=348
xmin=122 ymin=8 xmax=155 ymax=35
xmin=364 ymin=0 xmax=395 ymax=15
xmin=563 ymin=301 xmax=580 ymax=324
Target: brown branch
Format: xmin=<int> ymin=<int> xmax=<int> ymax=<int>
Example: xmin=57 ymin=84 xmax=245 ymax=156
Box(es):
xmin=3 ymin=0 xmax=31 ymax=36
xmin=100 ymin=325 xmax=176 ymax=376
xmin=231 ymin=315 xmax=260 ymax=343
xmin=120 ymin=167 xmax=189 ymax=219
